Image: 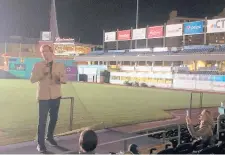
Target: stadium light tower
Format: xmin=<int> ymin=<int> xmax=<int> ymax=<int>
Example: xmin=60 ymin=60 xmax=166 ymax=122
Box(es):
xmin=136 ymin=0 xmax=139 ymax=29
xmin=50 ymin=0 xmax=59 ymax=41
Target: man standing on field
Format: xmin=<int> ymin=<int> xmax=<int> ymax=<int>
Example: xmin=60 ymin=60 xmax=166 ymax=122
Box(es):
xmin=30 ymin=45 xmax=67 ymax=153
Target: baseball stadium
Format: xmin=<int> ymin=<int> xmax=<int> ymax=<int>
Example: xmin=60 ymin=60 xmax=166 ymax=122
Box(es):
xmin=0 ymin=0 xmax=225 ymax=154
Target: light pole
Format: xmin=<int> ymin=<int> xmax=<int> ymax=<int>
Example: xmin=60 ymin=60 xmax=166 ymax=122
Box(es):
xmin=136 ymin=0 xmax=139 ymax=29
xmin=135 ymin=0 xmax=139 ymax=48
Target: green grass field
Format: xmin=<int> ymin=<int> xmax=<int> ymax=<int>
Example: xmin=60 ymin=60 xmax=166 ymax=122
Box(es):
xmin=0 ymin=79 xmax=223 ymax=145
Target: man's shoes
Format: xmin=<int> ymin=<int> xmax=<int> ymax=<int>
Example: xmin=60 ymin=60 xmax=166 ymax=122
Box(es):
xmin=37 ymin=144 xmax=47 ymax=153
xmin=46 ymin=138 xmax=58 ymax=146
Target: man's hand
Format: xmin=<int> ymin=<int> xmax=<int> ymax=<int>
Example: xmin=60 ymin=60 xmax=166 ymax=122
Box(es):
xmin=52 ymin=72 xmax=61 ymax=84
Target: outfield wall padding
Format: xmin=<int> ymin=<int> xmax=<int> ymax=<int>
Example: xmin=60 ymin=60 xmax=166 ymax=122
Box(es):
xmin=7 ymin=57 xmax=77 ymax=80
xmin=109 ymin=72 xmax=225 ymax=92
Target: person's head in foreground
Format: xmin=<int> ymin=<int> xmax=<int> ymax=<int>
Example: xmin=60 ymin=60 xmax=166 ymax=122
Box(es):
xmin=128 ymin=144 xmax=139 ymax=154
xmin=40 ymin=44 xmax=54 ymax=62
xmin=186 ymin=109 xmax=214 ymax=142
xmin=199 ymin=109 xmax=214 ymax=129
xmin=79 ymin=129 xmax=98 ymax=153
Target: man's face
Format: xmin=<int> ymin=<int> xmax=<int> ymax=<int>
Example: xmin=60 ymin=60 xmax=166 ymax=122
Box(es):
xmin=41 ymin=46 xmax=53 ymax=62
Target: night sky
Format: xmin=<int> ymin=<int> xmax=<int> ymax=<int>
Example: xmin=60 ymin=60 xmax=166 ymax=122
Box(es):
xmin=0 ymin=0 xmax=224 ymax=44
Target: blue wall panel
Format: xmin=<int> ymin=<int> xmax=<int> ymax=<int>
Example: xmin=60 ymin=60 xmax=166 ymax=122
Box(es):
xmin=8 ymin=57 xmax=76 ymax=80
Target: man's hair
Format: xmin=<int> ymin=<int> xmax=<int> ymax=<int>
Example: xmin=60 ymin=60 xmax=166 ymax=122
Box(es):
xmin=128 ymin=144 xmax=139 ymax=154
xmin=40 ymin=44 xmax=53 ymax=53
xmin=79 ymin=129 xmax=98 ymax=152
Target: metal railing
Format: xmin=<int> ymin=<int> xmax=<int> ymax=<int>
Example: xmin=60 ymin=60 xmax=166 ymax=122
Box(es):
xmin=64 ymin=124 xmax=182 ymax=154
xmin=64 ymin=130 xmax=165 ymax=154
xmin=130 ymin=123 xmax=183 ymax=145
xmin=61 ymin=97 xmax=75 ymax=131
xmin=106 ymin=124 xmax=182 ymax=152
xmin=98 ymin=130 xmax=167 ymax=151
xmin=63 ymin=116 xmax=225 ymax=154
xmin=59 ymin=96 xmax=224 ymax=154
xmin=189 ymin=91 xmax=203 ymax=118
xmin=95 ymin=118 xmax=223 ymax=153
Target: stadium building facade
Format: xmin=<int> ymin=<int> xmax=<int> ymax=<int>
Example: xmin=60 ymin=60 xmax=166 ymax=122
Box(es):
xmin=74 ymin=8 xmax=225 ymax=72
xmin=72 ymin=8 xmax=225 ymax=88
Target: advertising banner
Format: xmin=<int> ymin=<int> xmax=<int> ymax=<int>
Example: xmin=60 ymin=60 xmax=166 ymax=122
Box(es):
xmin=110 ymin=72 xmax=173 ymax=87
xmin=120 ymin=66 xmax=135 ymax=71
xmin=183 ymin=21 xmax=204 ymax=35
xmin=135 ymin=66 xmax=152 ymax=72
xmin=207 ymin=18 xmax=225 ymax=33
xmin=74 ymin=45 xmax=91 ymax=54
xmin=147 ymin=26 xmax=164 ymax=38
xmin=109 ymin=72 xmax=225 ymax=92
xmin=55 ymin=37 xmax=74 ymax=43
xmin=117 ymin=30 xmax=131 ymax=41
xmin=108 ymin=50 xmax=125 ymax=53
xmin=152 ymin=66 xmax=171 ymax=72
xmin=8 ymin=58 xmax=76 ymax=79
xmin=132 ymin=28 xmax=146 ymax=40
xmin=41 ymin=31 xmax=51 ymax=41
xmin=212 ymin=82 xmax=225 ymax=92
xmin=66 ymin=66 xmax=77 ymax=81
xmin=54 ymin=44 xmax=75 ymax=56
xmin=166 ymin=24 xmax=183 ymax=37
xmin=66 ymin=66 xmax=77 ymax=74
xmin=153 ymin=47 xmax=168 ymax=52
xmin=129 ymin=48 xmax=152 ymax=52
xmin=104 ymin=31 xmax=116 ymax=42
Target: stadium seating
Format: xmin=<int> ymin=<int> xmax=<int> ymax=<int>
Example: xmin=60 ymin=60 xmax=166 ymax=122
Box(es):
xmin=157 ymin=147 xmax=175 ymax=154
xmin=123 ymin=52 xmax=147 ymax=56
xmin=76 ymin=44 xmax=225 ymax=57
xmin=181 ymin=48 xmax=214 ymax=53
xmin=101 ymin=52 xmax=125 ymax=56
xmin=120 ymin=116 xmax=225 ymax=154
xmin=147 ymin=115 xmax=225 ymax=154
xmin=83 ymin=50 xmax=104 ymax=56
xmin=213 ymin=45 xmax=225 ymax=53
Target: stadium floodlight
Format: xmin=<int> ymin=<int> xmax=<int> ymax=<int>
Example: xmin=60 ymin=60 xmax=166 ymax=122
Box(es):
xmin=136 ymin=0 xmax=139 ymax=29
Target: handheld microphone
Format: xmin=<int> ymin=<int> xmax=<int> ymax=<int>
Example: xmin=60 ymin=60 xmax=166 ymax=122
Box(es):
xmin=46 ymin=61 xmax=53 ymax=79
xmin=46 ymin=61 xmax=53 ymax=67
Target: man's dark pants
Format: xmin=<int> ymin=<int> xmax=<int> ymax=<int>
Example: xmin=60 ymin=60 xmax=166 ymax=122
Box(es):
xmin=37 ymin=97 xmax=61 ymax=146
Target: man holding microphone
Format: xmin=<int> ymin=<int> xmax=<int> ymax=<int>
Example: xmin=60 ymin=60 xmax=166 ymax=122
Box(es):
xmin=30 ymin=45 xmax=67 ymax=153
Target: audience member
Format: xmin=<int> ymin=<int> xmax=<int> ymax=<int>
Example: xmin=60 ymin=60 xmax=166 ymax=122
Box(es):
xmin=186 ymin=109 xmax=214 ymax=146
xmin=128 ymin=144 xmax=139 ymax=154
xmin=79 ymin=129 xmax=98 ymax=154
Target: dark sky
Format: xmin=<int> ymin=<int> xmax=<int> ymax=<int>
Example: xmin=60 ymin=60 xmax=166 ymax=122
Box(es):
xmin=0 ymin=0 xmax=224 ymax=44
